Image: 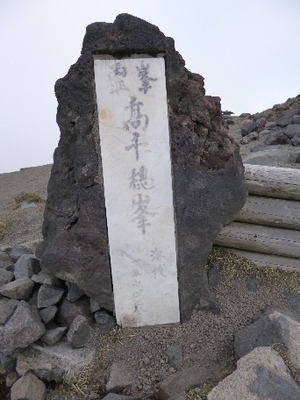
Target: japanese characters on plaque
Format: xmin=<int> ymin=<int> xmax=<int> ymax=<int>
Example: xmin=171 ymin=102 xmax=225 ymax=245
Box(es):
xmin=94 ymin=56 xmax=180 ymax=327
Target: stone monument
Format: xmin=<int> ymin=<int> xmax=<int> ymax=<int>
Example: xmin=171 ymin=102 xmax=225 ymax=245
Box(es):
xmin=94 ymin=56 xmax=180 ymax=326
xmin=37 ymin=14 xmax=247 ymax=326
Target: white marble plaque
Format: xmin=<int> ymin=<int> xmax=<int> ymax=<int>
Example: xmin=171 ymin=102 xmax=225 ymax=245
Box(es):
xmin=94 ymin=56 xmax=180 ymax=327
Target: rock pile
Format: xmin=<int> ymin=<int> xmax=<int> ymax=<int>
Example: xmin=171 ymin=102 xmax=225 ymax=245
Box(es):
xmin=0 ymin=247 xmax=116 ymax=399
xmin=241 ymin=97 xmax=300 ymax=146
xmin=224 ymin=95 xmax=300 ymax=167
xmin=208 ymin=310 xmax=300 ymax=399
xmin=2 ymin=244 xmax=300 ymax=399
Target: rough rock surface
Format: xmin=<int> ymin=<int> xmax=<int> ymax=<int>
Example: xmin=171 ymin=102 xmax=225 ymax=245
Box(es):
xmin=106 ymin=362 xmax=133 ymax=393
xmin=0 ymin=251 xmax=14 ymax=270
xmin=37 ymin=284 xmax=64 ymax=308
xmin=37 ymin=13 xmax=247 ymax=321
xmin=5 ymin=372 xmax=18 ymax=388
xmin=234 ymin=309 xmax=286 ymax=359
xmin=10 ymin=372 xmax=46 ymax=400
xmin=156 ymin=366 xmax=218 ymax=399
xmin=0 ymin=268 xmax=14 ymax=285
xmin=31 ymin=271 xmax=62 ymax=287
xmin=14 ymin=254 xmax=40 ymax=279
xmin=94 ymin=309 xmax=116 ymax=332
xmin=0 ymin=277 xmax=34 ymax=300
xmin=39 ymin=305 xmax=58 ymax=324
xmin=235 ymin=310 xmax=300 ymax=370
xmin=41 ymin=327 xmax=67 ymax=346
xmin=9 ymin=246 xmax=31 ymax=263
xmin=207 ymin=347 xmax=300 ymax=400
xmin=102 ymin=394 xmax=135 ymax=400
xmin=66 ymin=281 xmax=85 ymax=302
xmin=67 ymin=315 xmax=93 ymax=349
xmin=56 ymin=295 xmax=94 ymax=326
xmin=0 ymin=300 xmax=45 ymax=356
xmin=228 ymin=94 xmax=300 ymax=168
xmin=0 ymin=298 xmax=18 ymax=325
xmin=16 ymin=360 xmax=33 ymax=376
xmin=164 ymin=345 xmax=183 ymax=371
xmin=0 ymin=353 xmax=16 ymax=374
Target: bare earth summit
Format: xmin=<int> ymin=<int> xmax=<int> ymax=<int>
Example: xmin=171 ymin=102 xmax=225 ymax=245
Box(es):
xmin=1 ymin=111 xmax=300 ymax=399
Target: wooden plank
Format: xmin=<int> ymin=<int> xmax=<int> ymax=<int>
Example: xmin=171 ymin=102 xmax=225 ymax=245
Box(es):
xmin=235 ymin=195 xmax=300 ymax=230
xmin=214 ymin=222 xmax=300 ymax=259
xmin=244 ymin=164 xmax=300 ymax=200
xmin=223 ymin=248 xmax=300 ymax=272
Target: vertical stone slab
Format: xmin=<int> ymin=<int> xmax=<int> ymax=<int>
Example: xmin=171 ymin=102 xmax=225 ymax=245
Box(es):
xmin=39 ymin=14 xmax=247 ymax=323
xmin=94 ymin=56 xmax=180 ymax=327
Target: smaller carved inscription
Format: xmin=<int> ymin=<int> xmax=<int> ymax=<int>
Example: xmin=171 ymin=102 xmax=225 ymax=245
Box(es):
xmin=123 ymin=96 xmax=149 ymax=131
xmin=137 ymin=61 xmax=157 ymax=94
xmin=131 ymin=193 xmax=156 ymax=234
xmin=129 ymin=166 xmax=154 ymax=190
xmin=112 ymin=61 xmax=127 ymax=77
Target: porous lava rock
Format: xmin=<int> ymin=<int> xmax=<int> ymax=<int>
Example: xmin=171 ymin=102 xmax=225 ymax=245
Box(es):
xmin=37 ymin=14 xmax=247 ymax=321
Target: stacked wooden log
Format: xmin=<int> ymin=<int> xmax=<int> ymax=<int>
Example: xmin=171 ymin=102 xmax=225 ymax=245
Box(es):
xmin=214 ymin=164 xmax=300 ymax=271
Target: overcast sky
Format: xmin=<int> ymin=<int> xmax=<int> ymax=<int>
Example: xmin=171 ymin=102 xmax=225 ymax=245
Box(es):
xmin=1 ymin=0 xmax=300 ymax=173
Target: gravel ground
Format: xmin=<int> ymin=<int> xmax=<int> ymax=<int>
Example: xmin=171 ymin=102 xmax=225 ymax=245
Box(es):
xmin=45 ymin=249 xmax=300 ymax=400
xmin=0 ymin=164 xmax=51 ymax=252
xmin=1 ymin=121 xmax=300 ymax=399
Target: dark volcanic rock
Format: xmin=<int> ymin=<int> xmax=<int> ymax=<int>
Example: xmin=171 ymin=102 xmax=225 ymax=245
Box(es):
xmin=41 ymin=327 xmax=67 ymax=346
xmin=94 ymin=309 xmax=116 ymax=331
xmin=0 ymin=300 xmax=45 ymax=356
xmin=31 ymin=271 xmax=62 ymax=287
xmin=285 ymin=124 xmax=300 ymax=138
xmin=292 ymin=115 xmax=300 ymax=124
xmin=208 ymin=266 xmax=221 ymax=287
xmin=0 ymin=277 xmax=34 ymax=301
xmin=106 ymin=362 xmax=133 ymax=393
xmin=39 ymin=305 xmax=58 ymax=324
xmin=234 ymin=310 xmax=285 ymax=360
xmin=0 ymin=353 xmax=16 ymax=374
xmin=37 ymin=284 xmax=64 ymax=308
xmin=37 ymin=14 xmax=247 ymax=321
xmin=0 ymin=251 xmax=14 ymax=270
xmin=0 ymin=298 xmax=18 ymax=325
xmin=265 ymin=131 xmax=289 ymax=145
xmin=241 ymin=121 xmax=257 ymax=137
xmin=102 ymin=394 xmax=134 ymax=400
xmin=67 ymin=315 xmax=93 ymax=349
xmin=56 ymin=296 xmax=94 ymax=327
xmin=277 ymin=115 xmax=293 ymax=127
xmin=255 ymin=117 xmax=267 ymax=128
xmin=156 ymin=366 xmax=219 ymax=399
xmin=90 ymin=298 xmax=101 ymax=313
xmin=9 ymin=246 xmax=30 ymax=263
xmin=10 ymin=372 xmax=46 ymax=400
xmin=291 ymin=134 xmax=300 ymax=146
xmin=165 ymin=344 xmax=183 ymax=371
xmin=14 ymin=254 xmax=40 ymax=279
xmin=0 ymin=268 xmax=14 ymax=286
xmin=66 ymin=281 xmax=85 ymax=302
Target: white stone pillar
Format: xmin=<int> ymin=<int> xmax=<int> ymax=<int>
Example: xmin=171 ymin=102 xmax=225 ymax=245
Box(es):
xmin=94 ymin=56 xmax=180 ymax=327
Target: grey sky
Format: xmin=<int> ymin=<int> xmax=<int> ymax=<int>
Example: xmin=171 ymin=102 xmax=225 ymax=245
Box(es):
xmin=1 ymin=0 xmax=299 ymax=173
